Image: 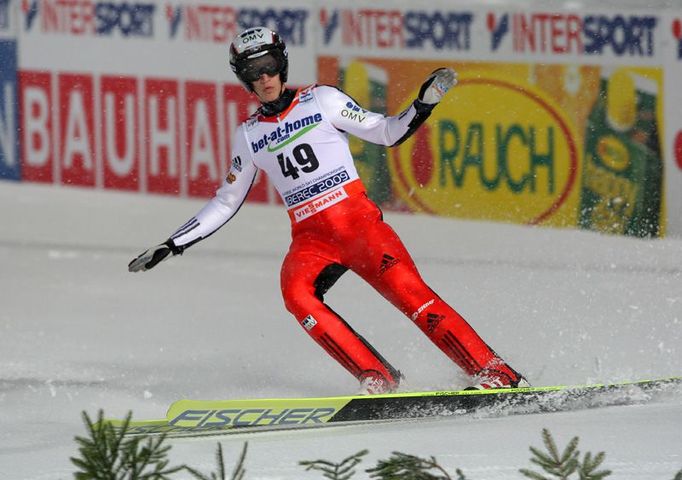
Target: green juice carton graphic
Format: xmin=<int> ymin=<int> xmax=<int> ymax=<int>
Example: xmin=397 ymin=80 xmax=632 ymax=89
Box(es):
xmin=579 ymin=68 xmax=663 ymax=237
xmin=339 ymin=60 xmax=393 ymax=206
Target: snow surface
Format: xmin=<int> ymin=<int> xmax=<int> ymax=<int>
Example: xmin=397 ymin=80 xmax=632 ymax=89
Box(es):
xmin=0 ymin=181 xmax=680 ymax=479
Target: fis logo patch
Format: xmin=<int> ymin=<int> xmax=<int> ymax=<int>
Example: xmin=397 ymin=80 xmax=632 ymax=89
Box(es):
xmin=245 ymin=116 xmax=259 ymax=131
xmin=299 ymin=86 xmax=315 ymax=103
xmin=301 ymin=315 xmax=317 ymax=331
xmin=426 ymin=313 xmax=445 ymax=334
xmin=232 ymin=156 xmax=243 ymax=172
xmin=379 ymin=253 xmax=399 ymax=276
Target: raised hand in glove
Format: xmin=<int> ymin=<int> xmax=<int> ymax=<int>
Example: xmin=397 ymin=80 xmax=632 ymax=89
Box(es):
xmin=128 ymin=239 xmax=179 ymax=272
xmin=417 ymin=67 xmax=458 ymax=105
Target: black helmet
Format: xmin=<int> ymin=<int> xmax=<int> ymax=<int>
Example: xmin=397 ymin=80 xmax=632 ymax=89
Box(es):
xmin=229 ymin=27 xmax=288 ymax=91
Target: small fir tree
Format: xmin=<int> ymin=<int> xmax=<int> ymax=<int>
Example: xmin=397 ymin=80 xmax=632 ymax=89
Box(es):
xmin=519 ymin=428 xmax=611 ymax=480
xmin=185 ymin=442 xmax=248 ymax=480
xmin=70 ymin=410 xmax=184 ymax=480
xmin=300 ymin=449 xmax=369 ymax=480
xmin=366 ymin=451 xmax=456 ymax=480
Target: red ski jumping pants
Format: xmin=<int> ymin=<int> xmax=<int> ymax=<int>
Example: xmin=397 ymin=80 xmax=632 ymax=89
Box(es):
xmin=280 ymin=192 xmax=504 ymax=390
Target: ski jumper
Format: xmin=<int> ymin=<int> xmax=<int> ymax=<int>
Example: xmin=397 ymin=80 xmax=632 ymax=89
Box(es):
xmin=169 ymin=85 xmax=518 ymax=392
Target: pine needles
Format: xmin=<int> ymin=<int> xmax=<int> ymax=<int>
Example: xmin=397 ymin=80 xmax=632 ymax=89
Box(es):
xmin=70 ymin=410 xmax=249 ymax=480
xmin=519 ymin=429 xmax=611 ymax=480
xmin=300 ymin=449 xmax=368 ymax=480
xmin=300 ymin=450 xmax=466 ymax=480
xmin=366 ymin=451 xmax=456 ymax=479
xmin=70 ymin=411 xmax=681 ymax=480
xmin=70 ymin=410 xmax=184 ymax=480
xmin=185 ymin=442 xmax=248 ymax=480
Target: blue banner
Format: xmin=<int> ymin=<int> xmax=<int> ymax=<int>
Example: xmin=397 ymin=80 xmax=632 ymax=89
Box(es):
xmin=0 ymin=39 xmax=19 ymax=181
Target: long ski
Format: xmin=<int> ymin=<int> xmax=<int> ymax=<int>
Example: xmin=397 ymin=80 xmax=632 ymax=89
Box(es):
xmin=112 ymin=376 xmax=681 ymax=438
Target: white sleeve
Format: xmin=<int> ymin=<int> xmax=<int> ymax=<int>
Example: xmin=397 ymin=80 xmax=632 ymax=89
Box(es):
xmin=170 ymin=125 xmax=258 ymax=249
xmin=315 ymin=85 xmax=420 ymax=147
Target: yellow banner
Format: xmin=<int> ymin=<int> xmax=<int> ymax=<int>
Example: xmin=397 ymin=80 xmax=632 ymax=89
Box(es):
xmin=320 ymin=58 xmax=664 ymax=235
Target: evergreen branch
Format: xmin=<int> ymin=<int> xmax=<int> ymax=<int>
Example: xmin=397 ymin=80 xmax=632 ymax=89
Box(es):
xmin=300 ymin=449 xmax=368 ymax=480
xmin=519 ymin=468 xmax=551 ymax=480
xmin=543 ymin=428 xmax=562 ymax=463
xmin=579 ymin=451 xmax=611 ymax=480
xmin=528 ymin=446 xmax=557 ymax=471
xmin=70 ymin=410 xmax=184 ymax=480
xmin=185 ymin=442 xmax=248 ymax=480
xmin=231 ymin=442 xmax=248 ymax=480
xmin=217 ymin=442 xmax=227 ymax=480
xmin=366 ymin=451 xmax=452 ymax=479
xmin=454 ymin=469 xmax=469 ymax=480
xmin=520 ymin=429 xmax=616 ymax=480
xmin=183 ymin=466 xmax=212 ymax=480
xmin=560 ymin=437 xmax=580 ymax=467
xmin=522 ymin=429 xmax=580 ymax=480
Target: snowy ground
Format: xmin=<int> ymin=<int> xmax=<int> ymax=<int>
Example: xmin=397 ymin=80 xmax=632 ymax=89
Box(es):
xmin=0 ymin=181 xmax=680 ymax=479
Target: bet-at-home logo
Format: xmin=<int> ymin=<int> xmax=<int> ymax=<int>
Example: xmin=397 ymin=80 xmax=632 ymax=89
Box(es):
xmin=251 ymin=113 xmax=322 ymax=153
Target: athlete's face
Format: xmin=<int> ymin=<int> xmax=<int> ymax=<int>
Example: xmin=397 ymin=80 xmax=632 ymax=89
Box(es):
xmin=252 ymin=73 xmax=284 ymax=104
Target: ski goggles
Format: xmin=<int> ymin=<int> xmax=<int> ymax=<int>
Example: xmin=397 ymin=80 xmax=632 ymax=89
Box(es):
xmin=238 ymin=52 xmax=283 ymax=83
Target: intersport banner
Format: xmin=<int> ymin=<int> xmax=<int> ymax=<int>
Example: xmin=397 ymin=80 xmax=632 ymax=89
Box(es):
xmin=16 ymin=0 xmax=315 ymax=202
xmin=5 ymin=0 xmax=682 ymax=237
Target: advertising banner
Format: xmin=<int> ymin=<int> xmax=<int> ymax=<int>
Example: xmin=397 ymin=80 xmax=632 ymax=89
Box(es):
xmin=318 ymin=2 xmax=670 ymax=236
xmin=321 ymin=58 xmax=664 ymax=234
xmin=0 ymin=0 xmax=19 ymax=181
xmin=5 ymin=0 xmax=682 ymax=236
xmin=16 ymin=0 xmax=316 ymax=201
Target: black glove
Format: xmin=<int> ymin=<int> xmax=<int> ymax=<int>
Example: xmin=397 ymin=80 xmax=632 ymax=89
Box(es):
xmin=417 ymin=67 xmax=458 ymax=105
xmin=128 ymin=239 xmax=181 ymax=272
